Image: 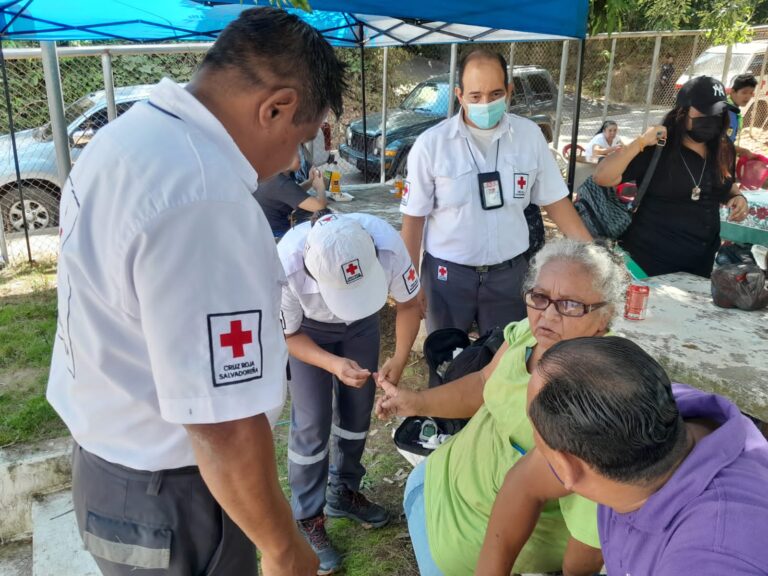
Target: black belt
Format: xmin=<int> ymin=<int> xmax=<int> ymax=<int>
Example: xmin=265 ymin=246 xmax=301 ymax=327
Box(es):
xmin=448 ymin=254 xmax=525 ymax=274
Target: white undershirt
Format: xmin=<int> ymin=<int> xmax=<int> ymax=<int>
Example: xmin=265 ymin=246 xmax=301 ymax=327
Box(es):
xmin=467 ymin=124 xmax=498 ymax=159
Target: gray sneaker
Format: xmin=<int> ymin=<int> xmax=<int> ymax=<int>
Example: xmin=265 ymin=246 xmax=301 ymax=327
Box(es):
xmin=296 ymin=515 xmax=342 ymax=575
xmin=324 ymin=486 xmax=390 ymax=529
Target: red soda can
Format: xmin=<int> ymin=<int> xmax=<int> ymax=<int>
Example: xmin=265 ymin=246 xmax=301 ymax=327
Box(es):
xmin=624 ymin=283 xmax=650 ymax=320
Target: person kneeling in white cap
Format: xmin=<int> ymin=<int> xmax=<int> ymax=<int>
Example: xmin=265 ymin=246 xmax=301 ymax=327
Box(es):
xmin=277 ymin=211 xmax=422 ymax=574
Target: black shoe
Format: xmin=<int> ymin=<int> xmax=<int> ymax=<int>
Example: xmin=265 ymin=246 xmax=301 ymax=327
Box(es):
xmin=324 ymin=487 xmax=390 ymax=529
xmin=296 ymin=515 xmax=342 ymax=575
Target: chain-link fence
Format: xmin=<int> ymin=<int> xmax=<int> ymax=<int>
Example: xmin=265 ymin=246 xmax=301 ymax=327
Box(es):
xmin=1 ymin=28 xmax=767 ymax=266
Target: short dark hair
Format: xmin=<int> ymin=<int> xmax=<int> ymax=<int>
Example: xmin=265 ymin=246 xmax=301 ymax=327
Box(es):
xmin=529 ymin=337 xmax=688 ymax=486
xmin=732 ymin=74 xmax=758 ymax=92
xmin=201 ymin=7 xmax=347 ymax=123
xmin=458 ymin=49 xmax=508 ymax=91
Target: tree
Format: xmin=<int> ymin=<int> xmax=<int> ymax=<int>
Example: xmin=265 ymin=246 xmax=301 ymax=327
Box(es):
xmin=592 ymin=0 xmax=768 ymax=44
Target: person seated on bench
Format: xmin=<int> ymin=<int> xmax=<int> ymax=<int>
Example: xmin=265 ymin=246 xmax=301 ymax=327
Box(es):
xmin=478 ymin=336 xmax=768 ymax=576
xmin=375 ymin=239 xmax=627 ymax=576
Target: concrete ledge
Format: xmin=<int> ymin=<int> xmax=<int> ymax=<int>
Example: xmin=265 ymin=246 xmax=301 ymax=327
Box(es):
xmin=0 ymin=437 xmax=73 ymax=541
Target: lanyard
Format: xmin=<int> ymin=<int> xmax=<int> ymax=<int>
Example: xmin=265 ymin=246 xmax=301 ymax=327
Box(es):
xmin=466 ymin=137 xmax=501 ymax=173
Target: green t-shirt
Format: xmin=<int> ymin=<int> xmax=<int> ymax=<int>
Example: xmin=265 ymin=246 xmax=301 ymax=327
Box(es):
xmin=424 ymin=320 xmax=601 ymax=575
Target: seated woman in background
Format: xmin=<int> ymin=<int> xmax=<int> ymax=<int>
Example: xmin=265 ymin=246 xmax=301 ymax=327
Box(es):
xmin=585 ymin=120 xmax=622 ymax=162
xmin=253 ymin=149 xmax=327 ymax=239
xmin=594 ymin=76 xmax=749 ymax=278
xmin=375 ymin=239 xmax=627 ymax=576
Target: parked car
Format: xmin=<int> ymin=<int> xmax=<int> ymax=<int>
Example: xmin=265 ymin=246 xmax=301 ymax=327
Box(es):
xmin=676 ymin=41 xmax=768 ymax=93
xmin=339 ymin=65 xmax=558 ymax=181
xmin=0 ymin=84 xmax=153 ymax=233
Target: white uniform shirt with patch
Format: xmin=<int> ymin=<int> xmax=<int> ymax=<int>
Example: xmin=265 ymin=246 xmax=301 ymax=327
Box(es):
xmin=400 ymin=112 xmax=567 ymax=266
xmin=47 ymin=79 xmax=287 ymax=471
xmin=277 ymin=213 xmax=420 ymax=334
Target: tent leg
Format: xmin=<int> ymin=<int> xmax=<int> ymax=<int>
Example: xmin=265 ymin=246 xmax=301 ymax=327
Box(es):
xmin=553 ymin=40 xmax=569 ymax=151
xmin=360 ymin=31 xmax=368 ymax=183
xmin=102 ymin=51 xmax=117 ymax=122
xmin=41 ymin=41 xmax=72 ymax=186
xmin=380 ymin=46 xmax=388 ymax=183
xmin=0 ymin=39 xmax=32 ymax=264
xmin=447 ymin=43 xmax=458 ymax=118
xmin=566 ymin=39 xmax=585 ymax=196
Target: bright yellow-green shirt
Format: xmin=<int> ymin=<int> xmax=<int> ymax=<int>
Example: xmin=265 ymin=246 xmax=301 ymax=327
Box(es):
xmin=424 ymin=320 xmax=601 ymax=575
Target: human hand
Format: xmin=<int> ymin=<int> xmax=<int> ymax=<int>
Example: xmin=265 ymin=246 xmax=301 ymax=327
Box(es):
xmin=309 ymin=167 xmax=325 ymax=192
xmin=639 ymin=125 xmax=667 ymax=148
xmin=374 ymin=377 xmax=421 ymax=419
xmin=333 ymin=357 xmax=371 ymax=388
xmin=378 ymin=357 xmax=406 ymax=386
xmin=726 ymin=194 xmax=749 ymax=222
xmin=261 ymin=532 xmax=318 ymax=576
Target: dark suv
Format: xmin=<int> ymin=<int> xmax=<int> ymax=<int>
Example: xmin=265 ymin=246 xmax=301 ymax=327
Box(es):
xmin=339 ymin=66 xmax=557 ymax=180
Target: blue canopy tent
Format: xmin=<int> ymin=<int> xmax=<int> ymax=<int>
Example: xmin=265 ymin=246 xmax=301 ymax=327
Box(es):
xmin=0 ymin=0 xmax=589 ymax=262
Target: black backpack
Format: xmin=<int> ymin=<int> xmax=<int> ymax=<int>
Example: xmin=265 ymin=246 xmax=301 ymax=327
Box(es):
xmin=393 ymin=326 xmax=505 ymax=456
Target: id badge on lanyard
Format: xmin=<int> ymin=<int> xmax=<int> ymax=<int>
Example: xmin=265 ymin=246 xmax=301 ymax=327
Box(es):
xmin=467 ymin=139 xmax=504 ymax=210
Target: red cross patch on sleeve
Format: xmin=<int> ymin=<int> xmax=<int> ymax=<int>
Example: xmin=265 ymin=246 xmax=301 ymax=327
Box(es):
xmin=207 ymin=310 xmax=263 ymax=387
xmin=400 ymin=181 xmax=410 ymax=206
xmin=402 ymin=263 xmax=420 ymax=294
xmin=342 ymin=259 xmax=363 ymax=284
xmin=513 ymin=172 xmax=529 ymax=199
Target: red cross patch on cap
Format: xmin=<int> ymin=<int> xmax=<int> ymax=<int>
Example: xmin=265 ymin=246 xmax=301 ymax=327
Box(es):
xmin=402 ymin=263 xmax=420 ymax=294
xmin=208 ymin=310 xmax=263 ymax=387
xmin=514 ymin=173 xmax=529 ymax=199
xmin=342 ymin=259 xmax=364 ymax=284
xmin=437 ymin=265 xmax=448 ymax=281
xmin=317 ymin=214 xmax=339 ymax=226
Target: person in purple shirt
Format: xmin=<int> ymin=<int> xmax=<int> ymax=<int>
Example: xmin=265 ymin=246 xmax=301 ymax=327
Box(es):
xmin=477 ymin=336 xmax=768 ymax=576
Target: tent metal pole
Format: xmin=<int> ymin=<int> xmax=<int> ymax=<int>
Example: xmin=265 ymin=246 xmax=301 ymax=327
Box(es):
xmin=0 ymin=39 xmax=32 ymax=264
xmin=642 ymin=35 xmax=662 ymax=132
xmin=101 ymin=51 xmax=117 ymax=121
xmin=602 ymin=36 xmax=617 ymax=123
xmin=566 ymin=38 xmax=585 ymax=195
xmin=41 ymin=41 xmax=72 ymax=185
xmin=359 ymin=26 xmax=368 ymax=182
xmin=553 ymin=40 xmax=569 ymax=150
xmin=380 ymin=46 xmax=388 ymax=183
xmin=447 ymin=43 xmax=458 ymax=118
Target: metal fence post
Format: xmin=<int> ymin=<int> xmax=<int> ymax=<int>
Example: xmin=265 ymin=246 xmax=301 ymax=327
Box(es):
xmin=553 ymin=40 xmax=569 ymax=149
xmin=447 ymin=43 xmax=458 ymax=118
xmin=41 ymin=41 xmax=72 ymax=186
xmin=643 ymin=35 xmax=663 ymax=132
xmin=508 ymin=42 xmax=515 ymax=71
xmin=602 ymin=36 xmax=617 ymax=122
xmin=567 ymin=39 xmax=586 ymax=194
xmin=101 ymin=51 xmax=117 ymax=121
xmin=380 ymin=46 xmax=388 ymax=183
xmin=690 ymin=34 xmax=699 ymax=73
xmin=721 ymin=43 xmax=733 ymax=85
xmin=748 ymin=43 xmax=768 ymax=135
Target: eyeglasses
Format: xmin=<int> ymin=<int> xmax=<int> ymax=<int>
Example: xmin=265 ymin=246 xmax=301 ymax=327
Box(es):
xmin=524 ymin=289 xmax=608 ymax=318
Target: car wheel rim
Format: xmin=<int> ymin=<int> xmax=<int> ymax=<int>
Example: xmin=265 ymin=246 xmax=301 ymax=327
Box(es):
xmin=8 ymin=198 xmax=49 ymax=231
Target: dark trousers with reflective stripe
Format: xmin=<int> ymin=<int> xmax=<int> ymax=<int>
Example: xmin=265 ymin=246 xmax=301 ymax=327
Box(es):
xmin=422 ymin=251 xmax=528 ymax=336
xmin=72 ymin=444 xmax=256 ymax=575
xmin=288 ymin=314 xmax=379 ymax=520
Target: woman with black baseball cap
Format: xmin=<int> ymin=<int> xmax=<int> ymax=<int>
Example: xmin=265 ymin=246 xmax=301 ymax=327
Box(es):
xmin=594 ymin=75 xmax=749 ymax=278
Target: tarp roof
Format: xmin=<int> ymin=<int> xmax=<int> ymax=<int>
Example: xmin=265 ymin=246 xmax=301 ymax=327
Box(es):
xmin=0 ymin=0 xmax=589 ymax=45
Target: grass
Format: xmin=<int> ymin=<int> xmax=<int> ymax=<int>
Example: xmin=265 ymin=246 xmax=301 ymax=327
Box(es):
xmin=0 ymin=262 xmax=65 ymax=446
xmin=0 ymin=262 xmax=424 ymax=574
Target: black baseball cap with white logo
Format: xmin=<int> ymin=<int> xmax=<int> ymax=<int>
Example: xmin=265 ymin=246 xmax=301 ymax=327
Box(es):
xmin=676 ymin=75 xmax=728 ymax=116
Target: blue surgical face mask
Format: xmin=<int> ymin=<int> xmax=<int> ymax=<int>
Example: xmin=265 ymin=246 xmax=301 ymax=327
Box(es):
xmin=464 ymin=96 xmax=507 ymax=129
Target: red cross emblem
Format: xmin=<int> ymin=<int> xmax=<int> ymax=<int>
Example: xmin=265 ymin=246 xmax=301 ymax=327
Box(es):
xmin=323 ymin=216 xmax=334 ymax=223
xmin=220 ymin=320 xmax=253 ymax=358
xmin=437 ymin=265 xmax=448 ymax=281
xmin=408 ymin=268 xmax=416 ymax=282
xmin=346 ymin=262 xmax=358 ymax=275
xmin=342 ymin=259 xmax=363 ymax=284
xmin=517 ymin=176 xmax=527 ymax=189
xmin=403 ymin=264 xmax=420 ymax=294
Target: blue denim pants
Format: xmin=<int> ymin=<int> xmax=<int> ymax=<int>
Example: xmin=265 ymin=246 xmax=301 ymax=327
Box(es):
xmin=403 ymin=460 xmax=444 ymax=576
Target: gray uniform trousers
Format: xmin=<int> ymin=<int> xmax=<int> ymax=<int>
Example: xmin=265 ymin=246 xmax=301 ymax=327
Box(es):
xmin=287 ymin=314 xmax=380 ymax=520
xmin=72 ymin=444 xmax=256 ymax=576
xmin=422 ymin=251 xmax=528 ymax=335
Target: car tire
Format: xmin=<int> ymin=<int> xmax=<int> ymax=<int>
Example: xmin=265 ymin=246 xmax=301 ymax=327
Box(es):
xmin=0 ymin=183 xmax=60 ymax=234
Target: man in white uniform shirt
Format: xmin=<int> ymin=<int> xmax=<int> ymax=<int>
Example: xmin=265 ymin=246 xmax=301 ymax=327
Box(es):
xmin=46 ymin=9 xmax=346 ymax=576
xmin=400 ymin=49 xmax=592 ymax=336
xmin=278 ymin=212 xmax=421 ymax=574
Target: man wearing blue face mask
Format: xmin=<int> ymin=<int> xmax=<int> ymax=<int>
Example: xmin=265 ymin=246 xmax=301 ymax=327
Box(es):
xmin=400 ymin=48 xmax=592 ymax=338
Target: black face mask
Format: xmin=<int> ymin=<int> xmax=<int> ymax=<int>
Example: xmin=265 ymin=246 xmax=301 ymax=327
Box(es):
xmin=688 ymin=115 xmax=722 ymax=143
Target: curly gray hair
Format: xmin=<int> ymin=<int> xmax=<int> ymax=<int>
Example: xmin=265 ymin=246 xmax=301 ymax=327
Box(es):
xmin=523 ymin=240 xmax=628 ymax=322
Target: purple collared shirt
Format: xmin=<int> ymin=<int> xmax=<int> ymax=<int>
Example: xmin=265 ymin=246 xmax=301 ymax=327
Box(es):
xmin=598 ymin=384 xmax=768 ymax=576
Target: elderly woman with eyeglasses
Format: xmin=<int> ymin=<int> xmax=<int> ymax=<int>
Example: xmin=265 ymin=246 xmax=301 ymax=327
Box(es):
xmin=375 ymin=239 xmax=627 ymax=576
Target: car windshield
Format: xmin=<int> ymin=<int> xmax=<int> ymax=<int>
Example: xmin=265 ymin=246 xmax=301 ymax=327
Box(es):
xmin=35 ymin=94 xmax=97 ymax=141
xmin=401 ymin=82 xmax=451 ymax=115
xmin=689 ymin=53 xmax=752 ymax=79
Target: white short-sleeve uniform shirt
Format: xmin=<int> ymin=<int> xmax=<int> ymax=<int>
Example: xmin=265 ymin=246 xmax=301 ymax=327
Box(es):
xmin=400 ymin=113 xmax=567 ymax=267
xmin=47 ymin=79 xmax=287 ymax=471
xmin=277 ymin=213 xmax=420 ymax=334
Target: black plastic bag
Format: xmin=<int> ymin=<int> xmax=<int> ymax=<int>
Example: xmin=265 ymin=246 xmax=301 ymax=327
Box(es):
xmin=711 ymin=264 xmax=768 ymax=311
